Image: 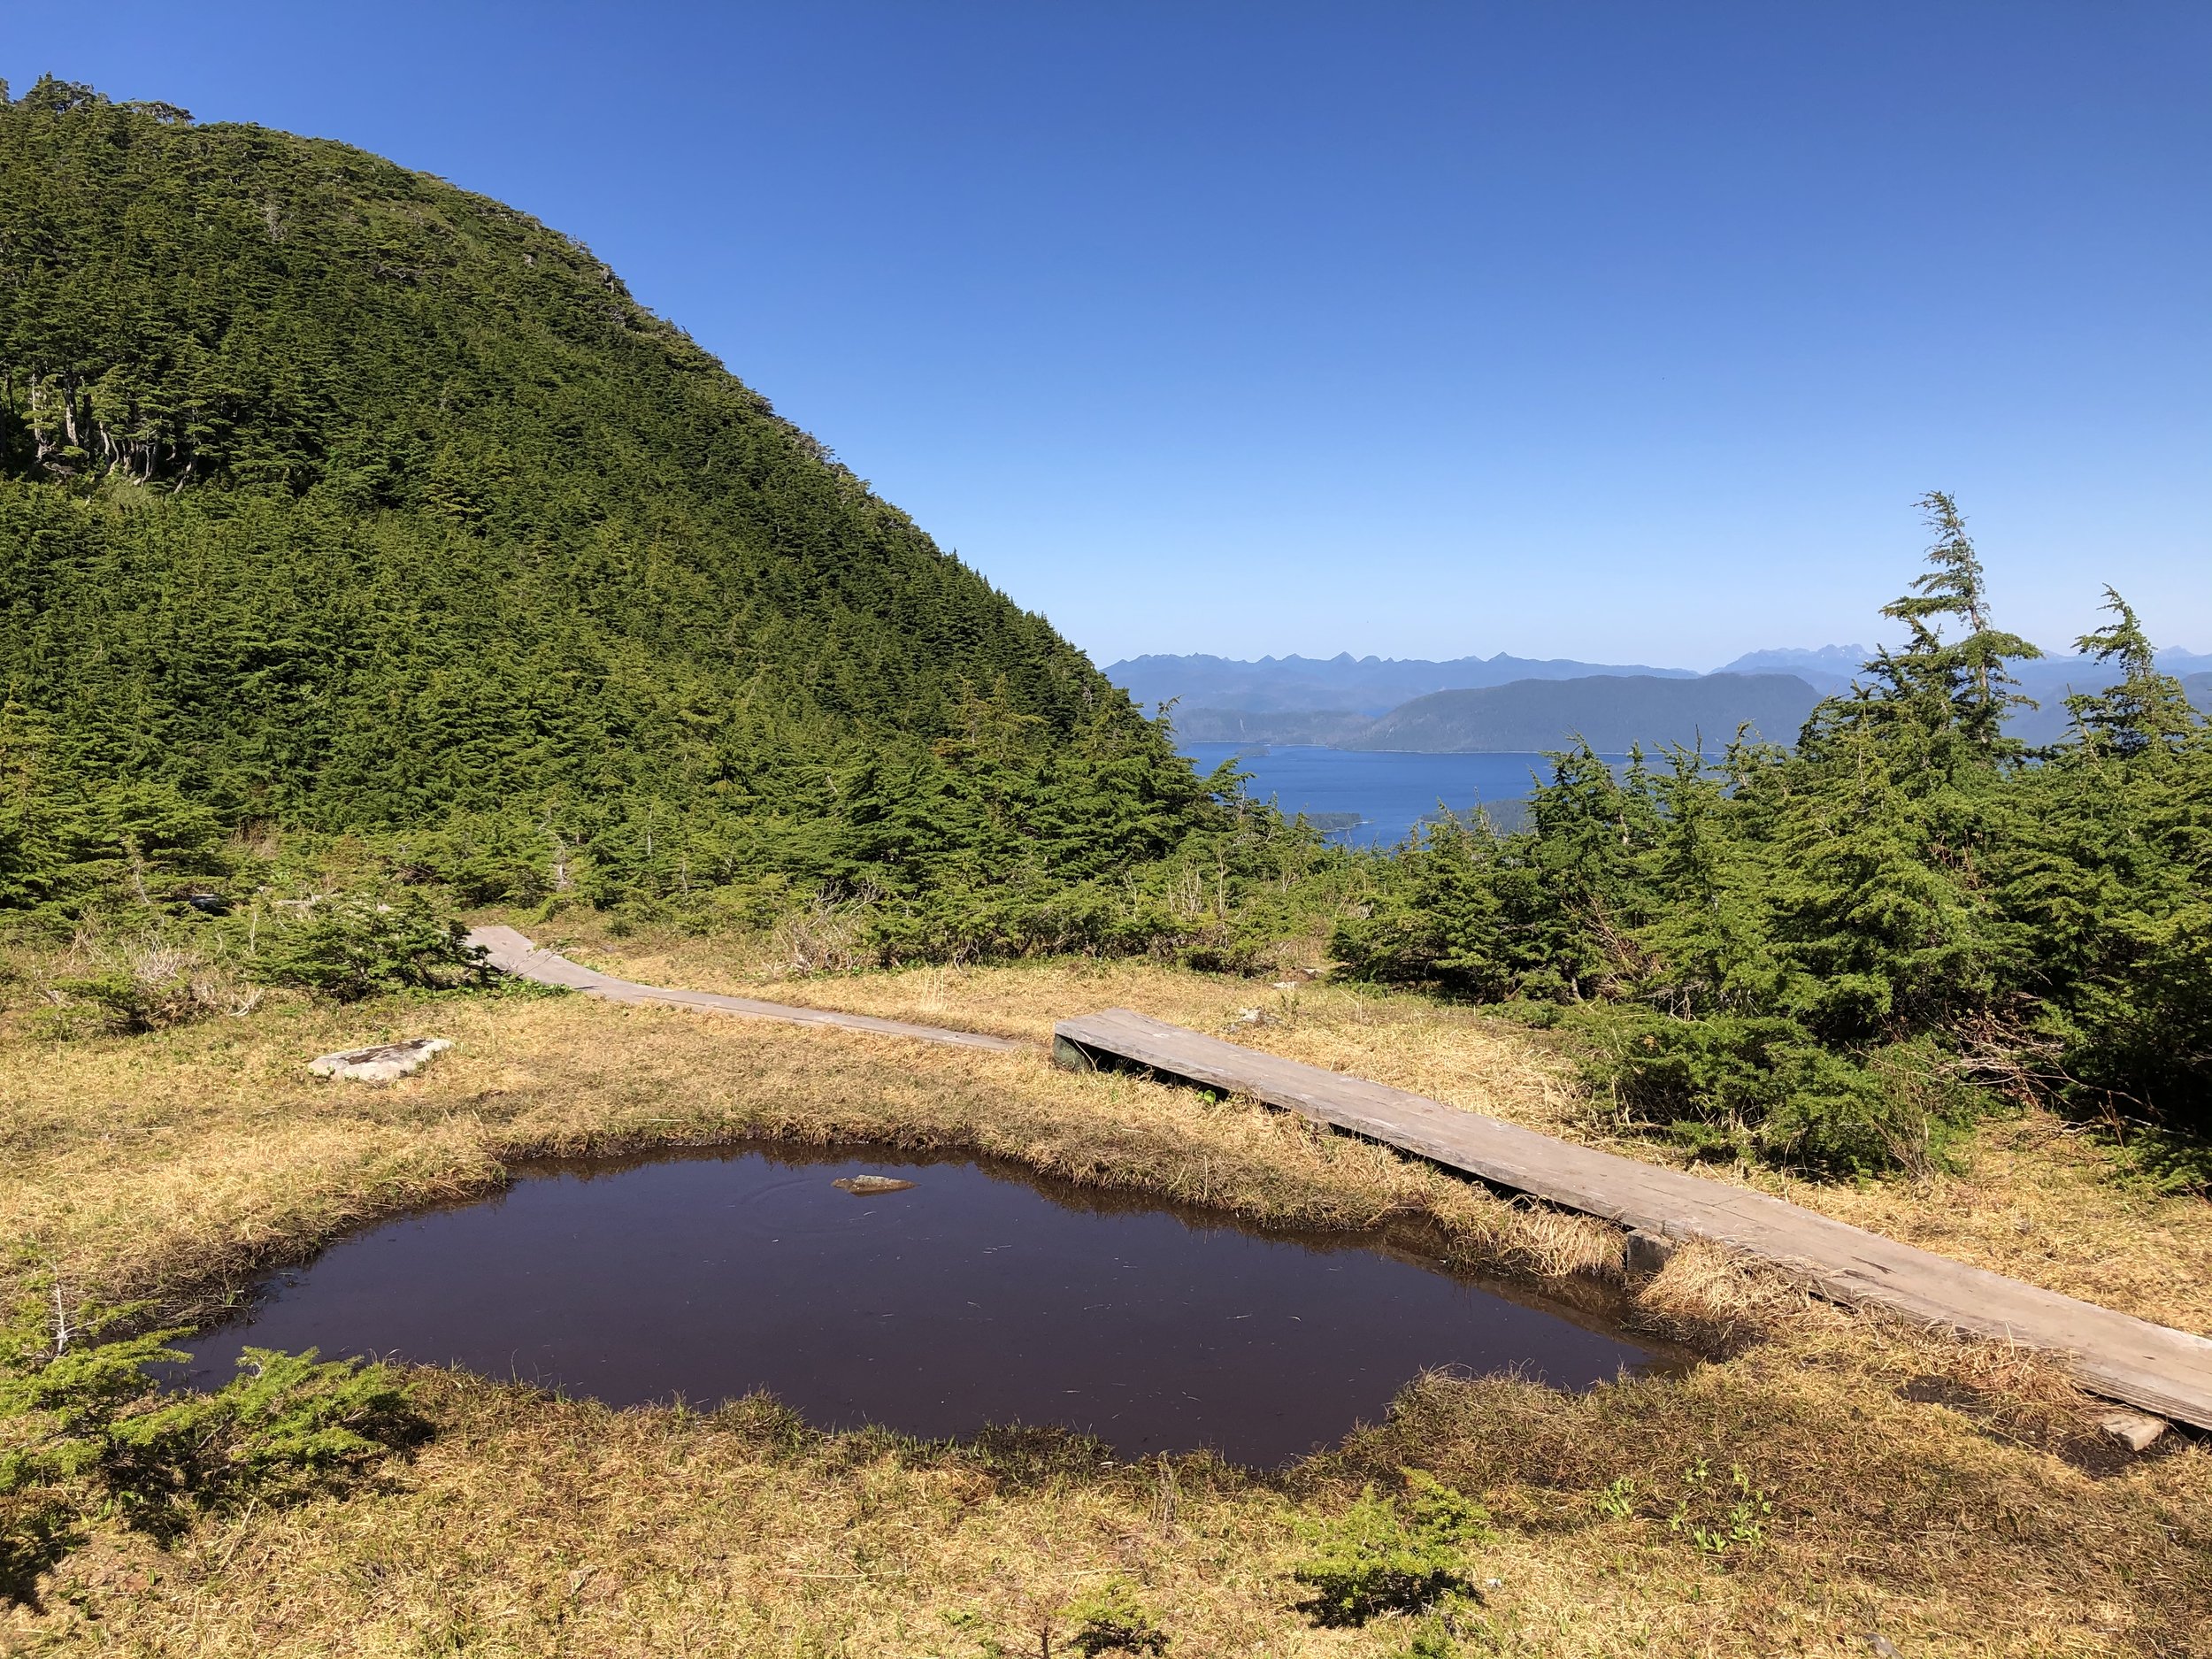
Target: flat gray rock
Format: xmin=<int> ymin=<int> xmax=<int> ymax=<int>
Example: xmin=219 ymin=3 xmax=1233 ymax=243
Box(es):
xmin=2096 ymin=1409 xmax=2169 ymax=1452
xmin=309 ymin=1038 xmax=454 ymax=1083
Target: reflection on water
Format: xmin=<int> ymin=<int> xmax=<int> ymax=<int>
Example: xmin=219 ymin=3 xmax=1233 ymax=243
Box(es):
xmin=182 ymin=1144 xmax=1656 ymax=1466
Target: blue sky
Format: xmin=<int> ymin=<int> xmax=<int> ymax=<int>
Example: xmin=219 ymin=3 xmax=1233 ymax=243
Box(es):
xmin=10 ymin=2 xmax=2208 ymax=667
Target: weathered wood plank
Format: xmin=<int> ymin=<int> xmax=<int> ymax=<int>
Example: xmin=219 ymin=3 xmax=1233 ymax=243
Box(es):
xmin=1055 ymin=1008 xmax=2212 ymax=1430
xmin=468 ymin=926 xmax=1026 ymax=1054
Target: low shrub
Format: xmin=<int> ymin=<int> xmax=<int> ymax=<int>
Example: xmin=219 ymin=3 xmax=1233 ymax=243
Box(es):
xmin=1291 ymin=1469 xmax=1492 ymax=1627
xmin=1546 ymin=1008 xmax=1985 ymax=1177
xmin=0 ymin=1297 xmax=425 ymax=1603
xmin=1062 ymin=1576 xmax=1170 ymax=1655
xmin=22 ymin=924 xmax=256 ymax=1034
xmin=250 ymin=895 xmax=490 ymax=1001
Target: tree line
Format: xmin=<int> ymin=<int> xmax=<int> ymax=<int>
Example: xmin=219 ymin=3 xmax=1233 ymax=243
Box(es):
xmin=1334 ymin=494 xmax=2210 ymax=1164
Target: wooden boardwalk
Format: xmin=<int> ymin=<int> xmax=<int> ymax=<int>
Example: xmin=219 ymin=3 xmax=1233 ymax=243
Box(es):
xmin=1055 ymin=1008 xmax=2212 ymax=1430
xmin=466 ymin=927 xmax=1025 ymax=1054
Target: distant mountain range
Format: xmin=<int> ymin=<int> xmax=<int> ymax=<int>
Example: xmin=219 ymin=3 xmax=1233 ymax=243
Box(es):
xmin=1109 ymin=652 xmax=1696 ymax=717
xmin=1170 ymin=675 xmax=1821 ymax=752
xmin=1115 ymin=647 xmax=2212 ymax=756
xmin=1711 ymin=645 xmax=1872 ymax=695
xmin=1353 ymin=674 xmax=1821 ymax=754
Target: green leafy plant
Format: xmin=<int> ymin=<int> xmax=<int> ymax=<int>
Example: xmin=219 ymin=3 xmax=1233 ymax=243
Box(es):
xmin=1665 ymin=1459 xmax=1772 ymax=1556
xmin=1291 ymin=1469 xmax=1493 ymax=1627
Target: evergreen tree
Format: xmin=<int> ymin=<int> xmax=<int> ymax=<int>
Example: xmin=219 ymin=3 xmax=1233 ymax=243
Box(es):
xmin=1875 ymin=491 xmax=2044 ymax=758
xmin=1337 ymin=496 xmax=2212 ymax=1164
xmin=2063 ymin=588 xmax=2200 ymax=757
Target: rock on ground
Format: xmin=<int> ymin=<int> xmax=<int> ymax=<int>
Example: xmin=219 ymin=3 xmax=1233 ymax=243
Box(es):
xmin=308 ymin=1038 xmax=454 ymax=1083
xmin=2095 ymin=1409 xmax=2170 ymax=1453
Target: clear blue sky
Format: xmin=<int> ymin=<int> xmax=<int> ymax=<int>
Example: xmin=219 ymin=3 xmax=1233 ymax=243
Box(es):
xmin=11 ymin=2 xmax=2208 ymax=667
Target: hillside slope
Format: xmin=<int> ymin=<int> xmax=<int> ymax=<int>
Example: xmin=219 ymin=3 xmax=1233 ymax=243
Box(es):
xmin=1348 ymin=672 xmax=1822 ymax=753
xmin=0 ymin=80 xmax=1243 ymax=929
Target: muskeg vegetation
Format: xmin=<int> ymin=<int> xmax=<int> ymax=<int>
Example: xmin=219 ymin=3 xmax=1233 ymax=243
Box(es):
xmin=0 ymin=1302 xmax=422 ymax=1602
xmin=4 ymin=943 xmax=2210 ymax=1653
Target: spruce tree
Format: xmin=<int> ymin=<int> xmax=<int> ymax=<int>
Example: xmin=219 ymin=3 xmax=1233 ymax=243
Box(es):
xmin=1876 ymin=491 xmax=2044 ymax=758
xmin=2063 ymin=588 xmax=2200 ymax=757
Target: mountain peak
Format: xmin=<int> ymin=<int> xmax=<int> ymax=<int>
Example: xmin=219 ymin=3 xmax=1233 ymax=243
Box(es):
xmin=1716 ymin=644 xmax=1870 ymax=674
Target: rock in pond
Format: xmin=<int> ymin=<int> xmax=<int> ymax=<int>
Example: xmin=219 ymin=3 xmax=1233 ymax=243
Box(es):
xmin=309 ymin=1038 xmax=454 ymax=1083
xmin=832 ymin=1175 xmax=917 ymax=1195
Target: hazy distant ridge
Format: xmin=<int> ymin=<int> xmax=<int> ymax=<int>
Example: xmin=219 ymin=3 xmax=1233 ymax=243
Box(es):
xmin=1120 ymin=648 xmax=2212 ymax=756
xmin=1349 ymin=673 xmax=1822 ymax=754
xmin=1108 ymin=651 xmax=1697 ymax=717
xmin=1171 ymin=709 xmax=1373 ymax=744
xmin=1712 ymin=644 xmax=1871 ymax=695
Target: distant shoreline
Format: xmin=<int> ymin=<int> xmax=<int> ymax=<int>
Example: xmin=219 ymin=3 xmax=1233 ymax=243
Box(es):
xmin=1140 ymin=656 xmax=2212 ymax=754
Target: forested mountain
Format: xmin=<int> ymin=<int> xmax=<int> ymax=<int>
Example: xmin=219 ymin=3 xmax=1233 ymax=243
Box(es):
xmin=0 ymin=79 xmax=1296 ymax=953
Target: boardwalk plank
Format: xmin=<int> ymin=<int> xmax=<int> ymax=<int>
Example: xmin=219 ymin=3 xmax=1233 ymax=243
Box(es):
xmin=1055 ymin=1008 xmax=2212 ymax=1429
xmin=467 ymin=926 xmax=1025 ymax=1054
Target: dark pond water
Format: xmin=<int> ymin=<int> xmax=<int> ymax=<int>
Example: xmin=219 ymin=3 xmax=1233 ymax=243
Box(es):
xmin=181 ymin=1145 xmax=1655 ymax=1466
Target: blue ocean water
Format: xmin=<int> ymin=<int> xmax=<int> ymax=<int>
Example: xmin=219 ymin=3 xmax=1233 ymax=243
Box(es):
xmin=1182 ymin=743 xmax=1578 ymax=847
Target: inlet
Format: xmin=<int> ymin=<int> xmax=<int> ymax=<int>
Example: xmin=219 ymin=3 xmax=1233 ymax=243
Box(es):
xmin=181 ymin=1145 xmax=1658 ymax=1466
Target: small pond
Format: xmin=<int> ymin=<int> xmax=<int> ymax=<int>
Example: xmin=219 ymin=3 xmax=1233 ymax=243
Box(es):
xmin=181 ymin=1145 xmax=1656 ymax=1466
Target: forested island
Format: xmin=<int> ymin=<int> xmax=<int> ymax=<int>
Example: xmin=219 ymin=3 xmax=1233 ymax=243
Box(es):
xmin=1125 ymin=649 xmax=2212 ymax=751
xmin=4 ymin=78 xmax=2209 ymax=1656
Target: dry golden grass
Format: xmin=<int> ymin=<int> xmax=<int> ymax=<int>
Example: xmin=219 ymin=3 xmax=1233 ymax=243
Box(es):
xmin=16 ymin=1348 xmax=2208 ymax=1659
xmin=3 ymin=926 xmax=2209 ymax=1656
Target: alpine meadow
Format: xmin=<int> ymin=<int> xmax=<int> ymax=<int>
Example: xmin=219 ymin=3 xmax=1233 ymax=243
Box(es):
xmin=3 ymin=76 xmax=2210 ymax=1659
